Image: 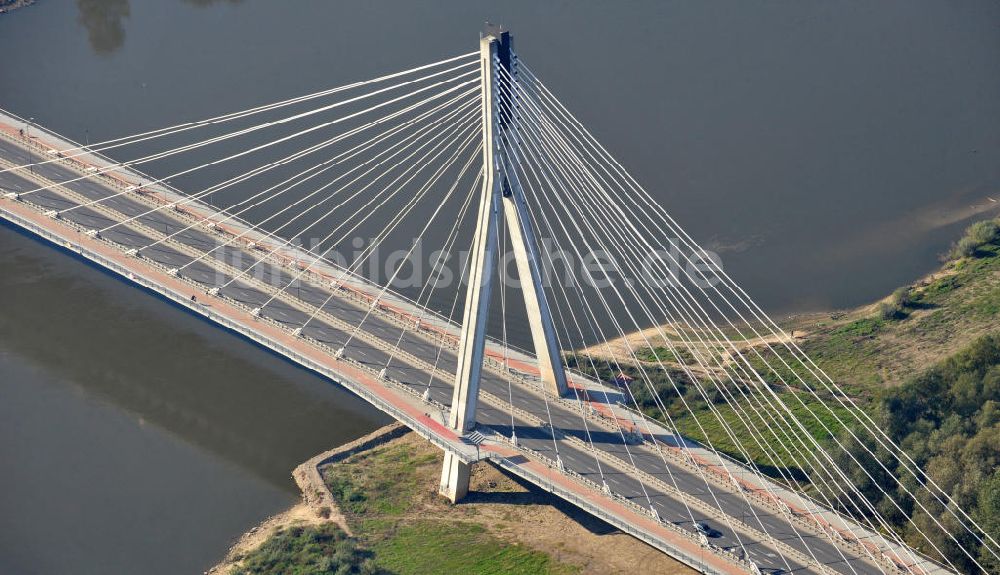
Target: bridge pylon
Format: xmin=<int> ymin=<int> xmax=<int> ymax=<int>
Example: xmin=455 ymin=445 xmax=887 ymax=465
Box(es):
xmin=440 ymin=26 xmax=569 ymax=502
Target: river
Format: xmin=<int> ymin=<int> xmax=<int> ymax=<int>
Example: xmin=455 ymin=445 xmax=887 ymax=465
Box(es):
xmin=0 ymin=1 xmax=998 ymax=573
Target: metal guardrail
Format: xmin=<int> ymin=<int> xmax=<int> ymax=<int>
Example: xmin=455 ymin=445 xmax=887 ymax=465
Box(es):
xmin=0 ymin=111 xmax=544 ymax=359
xmin=482 ymin=429 xmax=749 ymax=575
xmin=0 ymin=197 xmax=763 ymax=575
xmin=0 ymin=123 xmax=546 ymax=394
xmin=480 ymin=387 xmax=834 ymax=574
xmin=612 ymin=400 xmax=926 ymax=574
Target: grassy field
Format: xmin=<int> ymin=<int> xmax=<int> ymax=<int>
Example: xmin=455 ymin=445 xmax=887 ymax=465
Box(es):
xmin=227 ymin=432 xmax=693 ymax=575
xmin=790 ymin=238 xmax=1000 ymax=395
xmin=322 ymin=438 xmax=580 ymax=575
xmin=371 ymin=522 xmax=569 ymax=575
xmin=668 ymin=389 xmax=856 ymax=475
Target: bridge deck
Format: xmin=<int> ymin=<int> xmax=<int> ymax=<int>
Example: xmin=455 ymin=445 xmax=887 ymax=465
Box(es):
xmin=0 ymin=112 xmax=945 ymax=575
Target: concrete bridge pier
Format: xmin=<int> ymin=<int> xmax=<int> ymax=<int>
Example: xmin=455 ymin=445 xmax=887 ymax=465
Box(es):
xmin=440 ymin=451 xmax=471 ymax=502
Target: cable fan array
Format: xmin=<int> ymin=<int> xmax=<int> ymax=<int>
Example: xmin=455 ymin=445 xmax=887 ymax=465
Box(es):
xmin=1 ymin=45 xmax=995 ymax=575
xmin=490 ymin=57 xmax=1000 ymax=574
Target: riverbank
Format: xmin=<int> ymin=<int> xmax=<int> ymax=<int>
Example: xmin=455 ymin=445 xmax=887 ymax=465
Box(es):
xmin=208 ymin=423 xmax=408 ymax=574
xmin=779 ymin=217 xmax=1000 ymax=394
xmin=213 ymin=423 xmax=693 ymax=575
xmin=590 ymin=216 xmax=1000 ymax=396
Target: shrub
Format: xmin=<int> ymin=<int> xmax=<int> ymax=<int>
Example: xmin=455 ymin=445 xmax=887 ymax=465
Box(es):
xmin=890 ymin=286 xmax=912 ymax=309
xmin=231 ymin=524 xmax=383 ymax=575
xmin=878 ymin=301 xmax=903 ymax=321
xmin=836 ymin=334 xmax=1000 ymax=573
xmin=877 ymin=287 xmax=913 ymax=321
xmin=951 ymin=219 xmax=1000 ymax=259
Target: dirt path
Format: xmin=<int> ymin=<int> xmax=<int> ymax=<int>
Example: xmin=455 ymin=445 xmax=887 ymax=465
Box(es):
xmin=577 ymin=322 xmax=802 ymax=372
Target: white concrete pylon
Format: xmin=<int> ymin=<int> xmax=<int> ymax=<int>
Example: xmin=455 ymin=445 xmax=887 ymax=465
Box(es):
xmin=440 ymin=32 xmax=502 ymax=504
xmin=441 ymin=25 xmax=570 ymax=504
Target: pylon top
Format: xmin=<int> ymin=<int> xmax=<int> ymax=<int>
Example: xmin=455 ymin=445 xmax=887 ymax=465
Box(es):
xmin=481 ymin=23 xmax=513 ymax=76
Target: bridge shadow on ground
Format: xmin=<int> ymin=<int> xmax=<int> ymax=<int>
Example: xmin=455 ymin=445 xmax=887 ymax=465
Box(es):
xmin=462 ymin=460 xmax=619 ymax=536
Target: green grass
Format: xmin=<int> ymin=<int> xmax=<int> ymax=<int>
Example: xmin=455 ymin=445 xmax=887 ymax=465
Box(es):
xmin=323 ymin=440 xmax=579 ymax=575
xmin=372 ymin=522 xmax=576 ymax=575
xmin=921 ymin=274 xmax=959 ymax=298
xmin=324 ymin=444 xmax=438 ymax=518
xmin=635 ymin=345 xmax=696 ymax=364
xmin=795 ymin=237 xmax=1000 ymax=394
xmin=668 ymin=389 xmax=857 ymax=478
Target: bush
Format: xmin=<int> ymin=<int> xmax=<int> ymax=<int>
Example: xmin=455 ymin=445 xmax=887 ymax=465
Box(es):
xmin=878 ymin=286 xmax=913 ymax=321
xmin=833 ymin=334 xmax=1000 ymax=572
xmin=951 ymin=219 xmax=1000 ymax=259
xmin=231 ymin=524 xmax=383 ymax=575
xmin=890 ymin=286 xmax=912 ymax=308
xmin=878 ymin=301 xmax=903 ymax=321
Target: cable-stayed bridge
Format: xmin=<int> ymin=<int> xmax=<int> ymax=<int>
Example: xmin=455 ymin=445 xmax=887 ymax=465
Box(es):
xmin=0 ymin=27 xmax=995 ymax=575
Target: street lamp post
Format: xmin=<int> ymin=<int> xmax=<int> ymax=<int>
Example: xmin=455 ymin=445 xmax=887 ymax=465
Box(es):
xmin=26 ymin=117 xmax=34 ymax=175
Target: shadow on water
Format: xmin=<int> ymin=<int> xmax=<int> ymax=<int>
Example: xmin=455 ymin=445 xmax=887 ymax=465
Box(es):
xmin=76 ymin=0 xmax=130 ymax=55
xmin=0 ymin=223 xmax=389 ymax=491
xmin=75 ymin=0 xmax=244 ymax=55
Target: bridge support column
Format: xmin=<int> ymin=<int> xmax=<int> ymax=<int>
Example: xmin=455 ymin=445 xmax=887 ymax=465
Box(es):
xmin=439 ymin=451 xmax=470 ymax=503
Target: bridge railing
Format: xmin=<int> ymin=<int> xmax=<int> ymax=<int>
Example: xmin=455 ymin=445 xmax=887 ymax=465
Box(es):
xmin=612 ymin=400 xmax=933 ymax=574
xmin=0 ymin=110 xmax=548 ymax=374
xmin=482 ymin=428 xmax=753 ymax=575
